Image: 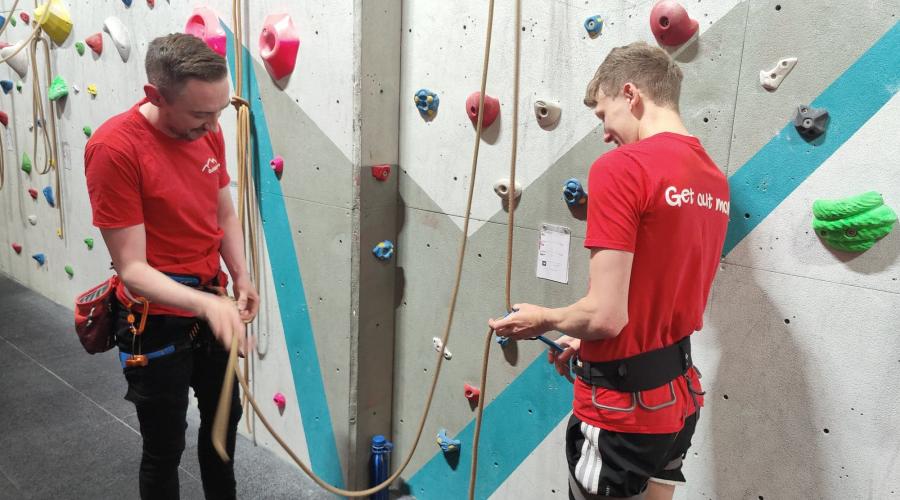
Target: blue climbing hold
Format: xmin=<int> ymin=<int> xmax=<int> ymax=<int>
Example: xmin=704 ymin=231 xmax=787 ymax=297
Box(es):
xmin=372 ymin=240 xmax=394 ymax=261
xmin=122 ymin=0 xmax=133 ymax=6
xmin=0 ymin=16 xmax=5 ymax=27
xmin=563 ymin=178 xmax=587 ymax=207
xmin=496 ymin=335 xmax=510 ymax=347
xmin=42 ymin=186 xmax=55 ymax=207
xmin=32 ymin=253 xmax=46 ymax=266
xmin=414 ymin=88 xmax=439 ymax=117
xmin=0 ymin=80 xmax=13 ymax=94
xmin=436 ymin=429 xmax=460 ymax=453
xmin=584 ymin=15 xmax=603 ymax=38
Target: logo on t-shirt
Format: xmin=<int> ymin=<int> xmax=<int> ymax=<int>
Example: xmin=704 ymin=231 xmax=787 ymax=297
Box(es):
xmin=201 ymin=158 xmax=221 ymax=174
xmin=664 ymin=185 xmax=730 ymax=215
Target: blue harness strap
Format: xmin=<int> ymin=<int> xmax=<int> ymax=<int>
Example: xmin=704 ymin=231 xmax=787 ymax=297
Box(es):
xmin=119 ymin=344 xmax=176 ymax=368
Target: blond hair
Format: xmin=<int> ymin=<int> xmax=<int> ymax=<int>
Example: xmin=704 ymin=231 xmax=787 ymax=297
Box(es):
xmin=584 ymin=41 xmax=683 ymax=110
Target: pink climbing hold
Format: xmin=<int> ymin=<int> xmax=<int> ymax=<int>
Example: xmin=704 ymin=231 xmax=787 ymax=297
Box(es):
xmin=270 ymin=155 xmax=284 ymax=177
xmin=185 ymin=7 xmax=227 ymax=57
xmin=649 ymin=0 xmax=699 ymax=47
xmin=465 ymin=91 xmax=500 ymax=129
xmin=0 ymin=111 xmax=8 ymax=127
xmin=260 ymin=13 xmax=300 ymax=81
xmin=371 ymin=165 xmax=391 ymax=181
xmin=11 ymin=243 xmax=22 ymax=254
xmin=28 ymin=188 xmax=38 ymax=199
xmin=85 ymin=33 xmax=103 ymax=55
xmin=273 ymin=392 xmax=286 ymax=410
xmin=464 ymin=383 xmax=481 ymax=403
xmin=147 ymin=0 xmax=155 ymax=7
xmin=19 ymin=12 xmax=29 ymax=24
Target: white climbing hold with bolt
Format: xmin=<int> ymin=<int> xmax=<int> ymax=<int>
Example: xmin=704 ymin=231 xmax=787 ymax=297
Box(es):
xmin=759 ymin=57 xmax=797 ymax=91
xmin=432 ymin=337 xmax=452 ymax=360
xmin=493 ymin=178 xmax=522 ymax=200
xmin=534 ymin=99 xmax=561 ymax=129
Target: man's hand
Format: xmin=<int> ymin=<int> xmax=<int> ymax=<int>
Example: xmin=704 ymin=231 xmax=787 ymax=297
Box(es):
xmin=488 ymin=303 xmax=550 ymax=341
xmin=233 ymin=276 xmax=259 ymax=323
xmin=548 ymin=335 xmax=580 ymax=377
xmin=200 ymin=294 xmax=249 ymax=356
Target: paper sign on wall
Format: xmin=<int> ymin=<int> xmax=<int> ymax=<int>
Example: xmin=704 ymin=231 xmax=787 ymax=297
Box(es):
xmin=536 ymin=223 xmax=570 ymax=284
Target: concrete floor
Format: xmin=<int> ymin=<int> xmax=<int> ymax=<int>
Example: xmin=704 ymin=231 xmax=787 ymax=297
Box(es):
xmin=0 ymin=274 xmax=335 ymax=500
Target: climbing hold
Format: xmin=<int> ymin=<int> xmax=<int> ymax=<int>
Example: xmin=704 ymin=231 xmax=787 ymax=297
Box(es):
xmin=11 ymin=243 xmax=22 ymax=254
xmin=72 ymin=84 xmax=80 ymax=94
xmin=465 ymin=91 xmax=500 ymax=129
xmin=48 ymin=75 xmax=68 ymax=101
xmin=260 ymin=13 xmax=300 ymax=81
xmin=87 ymin=84 xmax=98 ymax=96
xmin=649 ymin=0 xmax=699 ymax=47
xmin=74 ymin=41 xmax=85 ymax=56
xmin=103 ymin=17 xmax=132 ymax=62
xmin=563 ymin=178 xmax=588 ymax=207
xmin=27 ymin=215 xmax=37 ymax=225
xmin=84 ymin=238 xmax=94 ymax=250
xmin=28 ymin=188 xmax=38 ymax=199
xmin=759 ymin=57 xmax=797 ymax=91
xmin=270 ymin=155 xmax=284 ymax=177
xmin=432 ymin=337 xmax=452 ymax=360
xmin=122 ymin=0 xmax=133 ymax=7
xmin=492 ymin=178 xmax=522 ymax=200
xmin=414 ymin=88 xmax=440 ymax=117
xmin=273 ymin=392 xmax=286 ymax=411
xmin=65 ymin=265 xmax=74 ymax=277
xmin=371 ymin=164 xmax=391 ymax=181
xmin=184 ymin=7 xmax=227 ymax=57
xmin=147 ymin=0 xmax=155 ymax=8
xmin=32 ymin=253 xmax=46 ymax=266
xmin=0 ymin=80 xmax=13 ymax=94
xmin=9 ymin=17 xmax=15 ymax=27
xmin=83 ymin=126 xmax=92 ymax=137
xmin=19 ymin=12 xmax=29 ymax=24
xmin=496 ymin=335 xmax=510 ymax=347
xmin=56 ymin=228 xmax=62 ymax=239
xmin=15 ymin=80 xmax=22 ymax=92
xmin=34 ymin=0 xmax=73 ymax=45
xmin=436 ymin=429 xmax=460 ymax=453
xmin=0 ymin=16 xmax=5 ymax=27
xmin=463 ymin=383 xmax=481 ymax=403
xmin=584 ymin=15 xmax=603 ymax=38
xmin=534 ymin=100 xmax=561 ymax=129
xmin=21 ymin=153 xmax=32 ymax=174
xmin=43 ymin=186 xmax=55 ymax=207
xmin=812 ymin=192 xmax=897 ymax=252
xmin=0 ymin=41 xmax=29 ymax=78
xmin=85 ymin=33 xmax=103 ymax=56
xmin=793 ymin=105 xmax=829 ymax=141
xmin=0 ymin=111 xmax=7 ymax=127
xmin=372 ymin=240 xmax=395 ymax=261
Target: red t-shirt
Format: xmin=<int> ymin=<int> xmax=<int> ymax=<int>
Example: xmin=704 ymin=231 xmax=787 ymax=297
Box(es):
xmin=574 ymin=132 xmax=729 ymax=433
xmin=85 ymin=99 xmax=229 ymax=316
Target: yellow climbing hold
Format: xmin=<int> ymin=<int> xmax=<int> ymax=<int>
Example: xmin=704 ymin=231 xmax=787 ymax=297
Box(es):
xmin=34 ymin=0 xmax=73 ymax=45
xmin=87 ymin=83 xmax=97 ymax=96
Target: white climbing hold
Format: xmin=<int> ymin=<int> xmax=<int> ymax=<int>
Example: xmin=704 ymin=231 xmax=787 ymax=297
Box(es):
xmin=759 ymin=57 xmax=797 ymax=91
xmin=72 ymin=84 xmax=80 ymax=93
xmin=103 ymin=16 xmax=131 ymax=62
xmin=0 ymin=40 xmax=30 ymax=78
xmin=28 ymin=215 xmax=37 ymax=225
xmin=492 ymin=178 xmax=522 ymax=200
xmin=432 ymin=337 xmax=452 ymax=360
xmin=534 ymin=99 xmax=561 ymax=129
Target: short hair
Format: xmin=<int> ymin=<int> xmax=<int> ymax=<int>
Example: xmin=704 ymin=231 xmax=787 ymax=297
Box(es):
xmin=145 ymin=33 xmax=228 ymax=100
xmin=583 ymin=41 xmax=683 ymax=110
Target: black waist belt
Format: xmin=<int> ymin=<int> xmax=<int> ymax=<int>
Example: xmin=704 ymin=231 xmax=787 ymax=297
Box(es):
xmin=573 ymin=336 xmax=692 ymax=392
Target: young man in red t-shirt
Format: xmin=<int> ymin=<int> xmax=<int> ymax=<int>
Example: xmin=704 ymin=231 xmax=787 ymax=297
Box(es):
xmin=85 ymin=34 xmax=258 ymax=499
xmin=490 ymin=42 xmax=729 ymax=499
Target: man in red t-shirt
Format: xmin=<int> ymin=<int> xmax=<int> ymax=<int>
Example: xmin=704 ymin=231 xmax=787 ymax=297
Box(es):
xmin=490 ymin=42 xmax=729 ymax=499
xmin=85 ymin=34 xmax=258 ymax=499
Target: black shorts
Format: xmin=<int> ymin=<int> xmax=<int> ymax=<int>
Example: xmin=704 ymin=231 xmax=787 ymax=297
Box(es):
xmin=565 ymin=411 xmax=699 ymax=499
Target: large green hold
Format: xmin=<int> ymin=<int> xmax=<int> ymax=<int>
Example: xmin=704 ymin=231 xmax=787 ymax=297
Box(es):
xmin=48 ymin=76 xmax=68 ymax=101
xmin=21 ymin=153 xmax=32 ymax=174
xmin=812 ymin=191 xmax=897 ymax=252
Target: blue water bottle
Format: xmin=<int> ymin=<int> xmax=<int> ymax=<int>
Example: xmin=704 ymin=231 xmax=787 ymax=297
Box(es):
xmin=370 ymin=435 xmax=393 ymax=500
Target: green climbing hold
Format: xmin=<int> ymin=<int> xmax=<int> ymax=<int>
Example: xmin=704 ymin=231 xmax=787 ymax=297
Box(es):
xmin=48 ymin=75 xmax=68 ymax=101
xmin=65 ymin=265 xmax=74 ymax=277
xmin=812 ymin=191 xmax=897 ymax=252
xmin=15 ymin=80 xmax=22 ymax=92
xmin=21 ymin=153 xmax=32 ymax=174
xmin=84 ymin=238 xmax=94 ymax=250
xmin=83 ymin=126 xmax=92 ymax=137
xmin=10 ymin=17 xmax=15 ymax=27
xmin=75 ymin=41 xmax=85 ymax=56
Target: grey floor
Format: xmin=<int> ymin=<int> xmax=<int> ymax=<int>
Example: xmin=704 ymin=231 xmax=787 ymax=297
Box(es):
xmin=0 ymin=275 xmax=334 ymax=499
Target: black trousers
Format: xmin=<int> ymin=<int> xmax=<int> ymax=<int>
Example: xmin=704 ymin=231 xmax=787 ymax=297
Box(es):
xmin=116 ymin=304 xmax=242 ymax=500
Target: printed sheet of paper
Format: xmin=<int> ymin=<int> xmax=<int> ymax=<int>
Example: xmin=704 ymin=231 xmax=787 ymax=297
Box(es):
xmin=536 ymin=223 xmax=571 ymax=284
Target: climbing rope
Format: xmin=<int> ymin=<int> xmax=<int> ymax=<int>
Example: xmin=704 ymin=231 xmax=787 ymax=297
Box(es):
xmin=210 ymin=0 xmax=500 ymax=497
xmin=28 ymin=29 xmax=63 ymax=238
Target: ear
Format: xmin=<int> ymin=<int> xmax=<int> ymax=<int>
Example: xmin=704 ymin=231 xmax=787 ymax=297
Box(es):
xmin=144 ymin=84 xmax=165 ymax=107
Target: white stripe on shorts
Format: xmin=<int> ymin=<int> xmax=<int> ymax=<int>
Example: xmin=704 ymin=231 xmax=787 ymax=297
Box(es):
xmin=573 ymin=421 xmax=603 ymax=494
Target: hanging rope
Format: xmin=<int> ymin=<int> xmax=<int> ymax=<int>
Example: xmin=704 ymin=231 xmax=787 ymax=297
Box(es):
xmin=210 ymin=0 xmax=500 ymax=496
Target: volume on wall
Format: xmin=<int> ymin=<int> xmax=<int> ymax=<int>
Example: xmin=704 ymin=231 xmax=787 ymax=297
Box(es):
xmin=0 ymin=1 xmax=898 ymax=499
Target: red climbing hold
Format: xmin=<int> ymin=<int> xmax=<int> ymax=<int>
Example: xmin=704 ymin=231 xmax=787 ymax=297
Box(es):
xmin=649 ymin=0 xmax=699 ymax=47
xmin=147 ymin=0 xmax=155 ymax=7
xmin=273 ymin=392 xmax=286 ymax=411
xmin=0 ymin=42 xmax=9 ymax=50
xmin=19 ymin=12 xmax=29 ymax=24
xmin=28 ymin=188 xmax=38 ymax=199
xmin=11 ymin=243 xmax=22 ymax=254
xmin=465 ymin=91 xmax=500 ymax=129
xmin=0 ymin=111 xmax=7 ymax=127
xmin=371 ymin=164 xmax=391 ymax=181
xmin=85 ymin=33 xmax=103 ymax=55
xmin=464 ymin=383 xmax=481 ymax=403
